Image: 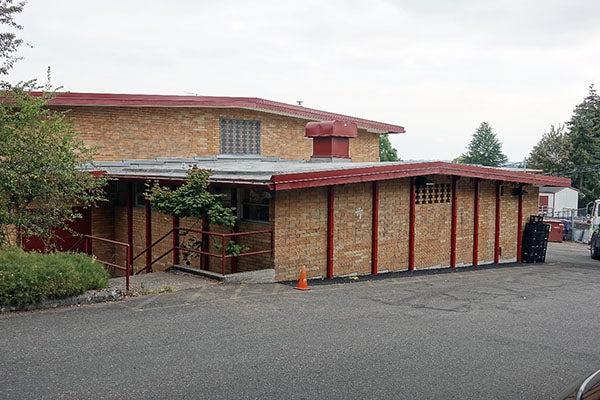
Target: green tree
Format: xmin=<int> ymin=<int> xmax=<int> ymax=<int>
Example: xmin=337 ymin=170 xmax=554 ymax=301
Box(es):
xmin=145 ymin=168 xmax=246 ymax=256
xmin=527 ymin=124 xmax=571 ymax=174
xmin=146 ymin=168 xmax=236 ymax=226
xmin=456 ymin=122 xmax=508 ymax=166
xmin=379 ymin=134 xmax=399 ymax=161
xmin=567 ymin=85 xmax=600 ymax=203
xmin=0 ymin=86 xmax=107 ymax=246
xmin=0 ymin=0 xmax=26 ymax=77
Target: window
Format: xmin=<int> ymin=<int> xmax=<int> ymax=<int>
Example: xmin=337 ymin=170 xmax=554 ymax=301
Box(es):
xmin=220 ymin=118 xmax=261 ymax=155
xmin=240 ymin=189 xmax=270 ymax=222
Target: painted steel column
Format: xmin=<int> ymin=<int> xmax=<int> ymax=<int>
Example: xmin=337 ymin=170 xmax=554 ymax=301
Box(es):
xmin=408 ymin=178 xmax=416 ymax=271
xmin=472 ymin=179 xmax=480 ymax=267
xmin=172 ymin=216 xmax=180 ymax=265
xmin=231 ymin=187 xmax=239 ymax=274
xmin=371 ymin=181 xmax=379 ymax=275
xmin=494 ymin=181 xmax=501 ymax=264
xmin=326 ymin=185 xmax=335 ymax=279
xmin=517 ymin=187 xmax=524 ymax=263
xmin=145 ymin=199 xmax=152 ymax=272
xmin=450 ymin=176 xmax=458 ymax=269
xmin=126 ymin=183 xmax=134 ymax=274
xmin=201 ymin=217 xmax=210 ymax=270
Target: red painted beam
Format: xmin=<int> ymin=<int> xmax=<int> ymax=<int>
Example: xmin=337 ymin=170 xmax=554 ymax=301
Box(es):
xmin=450 ymin=176 xmax=458 ymax=268
xmin=126 ymin=183 xmax=134 ymax=273
xmin=326 ymin=186 xmax=335 ymax=279
xmin=371 ymin=181 xmax=379 ymax=275
xmin=145 ymin=199 xmax=152 ymax=272
xmin=408 ymin=178 xmax=416 ymax=271
xmin=494 ymin=181 xmax=501 ymax=263
xmin=172 ymin=216 xmax=180 ymax=265
xmin=517 ymin=188 xmax=524 ymax=263
xmin=472 ymin=179 xmax=480 ymax=267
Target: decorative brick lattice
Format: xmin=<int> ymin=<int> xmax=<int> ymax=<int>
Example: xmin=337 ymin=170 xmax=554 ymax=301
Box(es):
xmin=219 ymin=118 xmax=261 ymax=155
xmin=415 ymin=183 xmax=451 ymax=205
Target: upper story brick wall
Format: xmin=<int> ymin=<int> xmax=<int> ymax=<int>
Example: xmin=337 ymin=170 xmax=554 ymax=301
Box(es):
xmin=60 ymin=106 xmax=380 ymax=162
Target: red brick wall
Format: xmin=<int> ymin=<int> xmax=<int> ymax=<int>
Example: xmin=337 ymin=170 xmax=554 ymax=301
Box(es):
xmin=272 ymin=178 xmax=541 ymax=281
xmin=378 ymin=179 xmax=410 ymax=272
xmin=414 ymin=176 xmax=452 ymax=269
xmin=61 ymin=106 xmax=380 ymax=162
xmin=499 ymin=184 xmax=519 ymax=262
xmin=91 ymin=178 xmax=541 ymax=281
xmin=478 ymin=180 xmax=497 ymax=264
xmin=333 ymin=183 xmax=373 ymax=276
xmin=273 ymin=187 xmax=328 ymax=281
xmin=455 ymin=178 xmax=474 ymax=266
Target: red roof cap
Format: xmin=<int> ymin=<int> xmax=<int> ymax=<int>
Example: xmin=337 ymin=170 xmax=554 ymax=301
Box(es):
xmin=41 ymin=91 xmax=405 ymax=134
xmin=305 ymin=121 xmax=358 ymax=138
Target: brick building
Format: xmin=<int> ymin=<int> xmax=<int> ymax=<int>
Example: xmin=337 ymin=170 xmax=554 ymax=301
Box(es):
xmin=46 ymin=92 xmax=570 ymax=282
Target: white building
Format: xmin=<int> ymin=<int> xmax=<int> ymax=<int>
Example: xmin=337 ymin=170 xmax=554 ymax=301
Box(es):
xmin=538 ymin=187 xmax=579 ymax=217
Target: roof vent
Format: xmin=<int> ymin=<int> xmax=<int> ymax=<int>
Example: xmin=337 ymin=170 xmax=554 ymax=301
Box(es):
xmin=305 ymin=120 xmax=358 ymax=161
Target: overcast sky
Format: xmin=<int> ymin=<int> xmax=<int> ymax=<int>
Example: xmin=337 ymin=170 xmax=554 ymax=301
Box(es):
xmin=9 ymin=0 xmax=600 ymax=161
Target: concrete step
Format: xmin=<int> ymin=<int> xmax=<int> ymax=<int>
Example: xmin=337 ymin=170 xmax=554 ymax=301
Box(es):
xmin=170 ymin=265 xmax=275 ymax=284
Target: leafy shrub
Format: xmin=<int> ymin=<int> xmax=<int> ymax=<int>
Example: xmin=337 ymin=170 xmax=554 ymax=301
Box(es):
xmin=0 ymin=247 xmax=108 ymax=307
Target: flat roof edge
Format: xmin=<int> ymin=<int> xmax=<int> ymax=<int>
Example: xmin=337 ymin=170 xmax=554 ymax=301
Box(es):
xmin=270 ymin=162 xmax=571 ymax=190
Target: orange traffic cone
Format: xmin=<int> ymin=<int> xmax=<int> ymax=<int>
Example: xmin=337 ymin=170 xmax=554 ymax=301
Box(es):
xmin=294 ymin=265 xmax=310 ymax=291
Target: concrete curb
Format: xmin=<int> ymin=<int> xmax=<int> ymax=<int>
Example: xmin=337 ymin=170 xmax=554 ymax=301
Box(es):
xmin=0 ymin=288 xmax=125 ymax=313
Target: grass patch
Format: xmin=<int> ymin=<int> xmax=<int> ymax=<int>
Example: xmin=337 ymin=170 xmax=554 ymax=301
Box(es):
xmin=0 ymin=247 xmax=109 ymax=307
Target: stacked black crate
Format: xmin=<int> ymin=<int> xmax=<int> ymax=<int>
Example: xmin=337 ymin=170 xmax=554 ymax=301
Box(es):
xmin=522 ymin=215 xmax=550 ymax=263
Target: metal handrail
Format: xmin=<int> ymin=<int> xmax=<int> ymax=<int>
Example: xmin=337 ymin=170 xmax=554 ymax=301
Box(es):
xmin=126 ymin=226 xmax=274 ymax=277
xmin=69 ymin=234 xmax=131 ymax=291
xmin=177 ymin=227 xmax=272 ymax=238
xmin=133 ymin=228 xmax=175 ymax=262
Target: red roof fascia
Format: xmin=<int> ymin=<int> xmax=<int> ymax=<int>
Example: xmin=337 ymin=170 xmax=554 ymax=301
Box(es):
xmin=39 ymin=92 xmax=405 ymax=134
xmin=270 ymin=162 xmax=571 ymax=191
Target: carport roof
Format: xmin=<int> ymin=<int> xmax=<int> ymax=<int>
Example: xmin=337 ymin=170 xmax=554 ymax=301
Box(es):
xmin=88 ymin=156 xmax=571 ymax=190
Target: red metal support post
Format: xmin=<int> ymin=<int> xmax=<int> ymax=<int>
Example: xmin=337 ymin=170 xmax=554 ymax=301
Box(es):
xmin=201 ymin=217 xmax=210 ymax=270
xmin=125 ymin=244 xmax=131 ymax=292
xmin=408 ymin=178 xmax=416 ymax=271
xmin=450 ymin=176 xmax=458 ymax=269
xmin=270 ymin=229 xmax=274 ymax=259
xmin=172 ymin=216 xmax=180 ymax=265
xmin=145 ymin=198 xmax=152 ymax=273
xmin=371 ymin=181 xmax=379 ymax=275
xmin=472 ymin=179 xmax=480 ymax=267
xmin=126 ymin=182 xmax=134 ymax=275
xmin=230 ymin=187 xmax=239 ymax=274
xmin=517 ymin=187 xmax=524 ymax=263
xmin=220 ymin=235 xmax=226 ymax=275
xmin=494 ymin=181 xmax=501 ymax=264
xmin=83 ymin=235 xmax=89 ymax=255
xmin=326 ymin=185 xmax=335 ymax=279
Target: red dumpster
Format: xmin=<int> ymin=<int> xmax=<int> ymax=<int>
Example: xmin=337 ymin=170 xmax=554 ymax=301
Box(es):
xmin=547 ymin=221 xmax=564 ymax=242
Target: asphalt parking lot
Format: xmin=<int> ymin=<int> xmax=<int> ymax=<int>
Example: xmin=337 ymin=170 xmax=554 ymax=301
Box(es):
xmin=2 ymin=241 xmax=600 ymax=399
